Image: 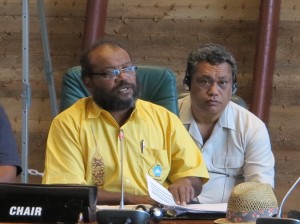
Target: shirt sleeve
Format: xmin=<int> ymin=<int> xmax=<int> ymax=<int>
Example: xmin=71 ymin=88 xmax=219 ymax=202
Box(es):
xmin=42 ymin=116 xmax=86 ymax=184
xmin=243 ymin=123 xmax=275 ymax=187
xmin=166 ymin=114 xmax=209 ymax=184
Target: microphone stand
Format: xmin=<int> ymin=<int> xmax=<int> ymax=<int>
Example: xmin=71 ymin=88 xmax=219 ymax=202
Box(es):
xmin=256 ymin=177 xmax=300 ymax=224
xmin=120 ymin=129 xmax=125 ymax=209
xmin=97 ymin=129 xmax=150 ymax=224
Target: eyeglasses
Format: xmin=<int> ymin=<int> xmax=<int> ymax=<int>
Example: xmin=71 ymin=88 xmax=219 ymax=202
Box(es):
xmin=91 ymin=65 xmax=137 ymax=80
xmin=196 ymin=77 xmax=231 ymax=90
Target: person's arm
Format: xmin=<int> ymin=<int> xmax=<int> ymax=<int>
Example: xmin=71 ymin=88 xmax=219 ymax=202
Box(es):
xmin=0 ymin=106 xmax=21 ymax=181
xmin=165 ymin=113 xmax=208 ymax=205
xmin=168 ymin=176 xmax=202 ymax=206
xmin=244 ymin=124 xmax=275 ymax=187
xmin=42 ymin=116 xmax=87 ymax=184
xmin=0 ymin=165 xmax=17 ymax=183
xmin=97 ymin=189 xmax=156 ymax=205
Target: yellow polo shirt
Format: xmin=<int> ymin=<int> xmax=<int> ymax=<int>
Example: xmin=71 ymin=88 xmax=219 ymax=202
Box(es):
xmin=42 ymin=97 xmax=208 ymax=195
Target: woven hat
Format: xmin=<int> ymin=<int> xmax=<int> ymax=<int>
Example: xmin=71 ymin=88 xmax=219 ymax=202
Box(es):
xmin=214 ymin=182 xmax=278 ymax=224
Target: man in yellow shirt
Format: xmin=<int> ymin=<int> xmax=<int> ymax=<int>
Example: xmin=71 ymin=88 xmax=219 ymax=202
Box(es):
xmin=42 ymin=39 xmax=209 ymax=205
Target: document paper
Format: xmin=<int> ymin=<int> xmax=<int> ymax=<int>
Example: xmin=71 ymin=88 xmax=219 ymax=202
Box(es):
xmin=146 ymin=174 xmax=227 ymax=214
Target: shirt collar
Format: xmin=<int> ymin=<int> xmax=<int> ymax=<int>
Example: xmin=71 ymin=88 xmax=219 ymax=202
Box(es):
xmin=179 ymin=95 xmax=236 ymax=131
xmin=218 ymin=102 xmax=236 ymax=130
xmin=86 ymin=97 xmax=147 ymax=121
xmin=133 ymin=100 xmax=148 ymax=121
xmin=87 ymin=97 xmax=103 ymax=118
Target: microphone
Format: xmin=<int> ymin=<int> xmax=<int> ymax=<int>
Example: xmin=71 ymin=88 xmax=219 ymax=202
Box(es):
xmin=288 ymin=211 xmax=300 ymax=220
xmin=256 ymin=177 xmax=300 ymax=224
xmin=96 ymin=129 xmax=150 ymax=224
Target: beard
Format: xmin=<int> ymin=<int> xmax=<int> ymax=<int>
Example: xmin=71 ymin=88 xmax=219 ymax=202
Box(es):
xmin=92 ymin=80 xmax=140 ymax=111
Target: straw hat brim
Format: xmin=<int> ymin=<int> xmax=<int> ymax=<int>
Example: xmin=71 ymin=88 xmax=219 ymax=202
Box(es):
xmin=214 ymin=218 xmax=255 ymax=224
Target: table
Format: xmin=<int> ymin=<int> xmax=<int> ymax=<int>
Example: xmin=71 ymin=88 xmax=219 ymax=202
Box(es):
xmin=93 ymin=220 xmax=214 ymax=224
xmin=161 ymin=219 xmax=214 ymax=224
xmin=94 ymin=208 xmax=223 ymax=224
xmin=3 ymin=221 xmax=214 ymax=224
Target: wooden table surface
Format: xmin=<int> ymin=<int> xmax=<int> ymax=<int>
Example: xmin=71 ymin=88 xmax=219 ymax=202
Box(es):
xmin=2 ymin=221 xmax=215 ymax=224
xmin=161 ymin=219 xmax=215 ymax=224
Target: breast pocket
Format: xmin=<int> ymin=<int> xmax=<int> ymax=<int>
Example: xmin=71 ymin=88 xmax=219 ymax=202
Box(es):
xmin=139 ymin=147 xmax=170 ymax=183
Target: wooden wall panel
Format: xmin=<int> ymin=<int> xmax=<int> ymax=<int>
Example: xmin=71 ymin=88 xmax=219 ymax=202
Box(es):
xmin=0 ymin=0 xmax=300 ymax=214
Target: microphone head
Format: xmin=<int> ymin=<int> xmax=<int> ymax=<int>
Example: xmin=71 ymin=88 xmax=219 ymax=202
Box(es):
xmin=288 ymin=210 xmax=300 ymax=220
xmin=256 ymin=217 xmax=300 ymax=224
xmin=149 ymin=207 xmax=164 ymax=223
xmin=256 ymin=177 xmax=300 ymax=224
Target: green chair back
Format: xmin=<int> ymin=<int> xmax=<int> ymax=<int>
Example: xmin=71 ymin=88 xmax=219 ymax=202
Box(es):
xmin=59 ymin=65 xmax=179 ymax=115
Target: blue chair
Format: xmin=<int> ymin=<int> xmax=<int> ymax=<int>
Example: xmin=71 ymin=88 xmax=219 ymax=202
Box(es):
xmin=59 ymin=65 xmax=179 ymax=115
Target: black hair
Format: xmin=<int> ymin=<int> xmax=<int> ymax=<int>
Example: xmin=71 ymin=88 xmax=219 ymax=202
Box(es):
xmin=183 ymin=43 xmax=237 ymax=93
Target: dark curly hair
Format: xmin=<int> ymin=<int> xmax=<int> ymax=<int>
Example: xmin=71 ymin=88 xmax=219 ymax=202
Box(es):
xmin=183 ymin=43 xmax=237 ymax=90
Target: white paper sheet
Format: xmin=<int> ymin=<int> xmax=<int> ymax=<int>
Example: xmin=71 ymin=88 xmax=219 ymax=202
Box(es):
xmin=146 ymin=174 xmax=227 ymax=214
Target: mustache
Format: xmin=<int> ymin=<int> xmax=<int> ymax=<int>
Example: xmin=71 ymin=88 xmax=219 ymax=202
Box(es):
xmin=112 ymin=81 xmax=136 ymax=91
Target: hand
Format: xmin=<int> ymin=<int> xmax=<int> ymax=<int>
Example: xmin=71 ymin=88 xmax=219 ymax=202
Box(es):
xmin=168 ymin=177 xmax=202 ymax=206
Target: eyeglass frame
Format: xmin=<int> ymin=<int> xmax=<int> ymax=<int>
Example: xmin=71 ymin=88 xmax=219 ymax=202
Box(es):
xmin=90 ymin=65 xmax=137 ymax=80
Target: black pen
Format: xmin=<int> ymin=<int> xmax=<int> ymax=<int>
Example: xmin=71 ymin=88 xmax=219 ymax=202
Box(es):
xmin=140 ymin=140 xmax=145 ymax=153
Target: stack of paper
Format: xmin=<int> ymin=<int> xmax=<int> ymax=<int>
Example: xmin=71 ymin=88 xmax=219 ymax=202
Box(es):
xmin=146 ymin=174 xmax=227 ymax=215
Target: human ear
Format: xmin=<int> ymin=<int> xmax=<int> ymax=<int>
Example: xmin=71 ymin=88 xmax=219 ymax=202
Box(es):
xmin=83 ymin=77 xmax=94 ymax=92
